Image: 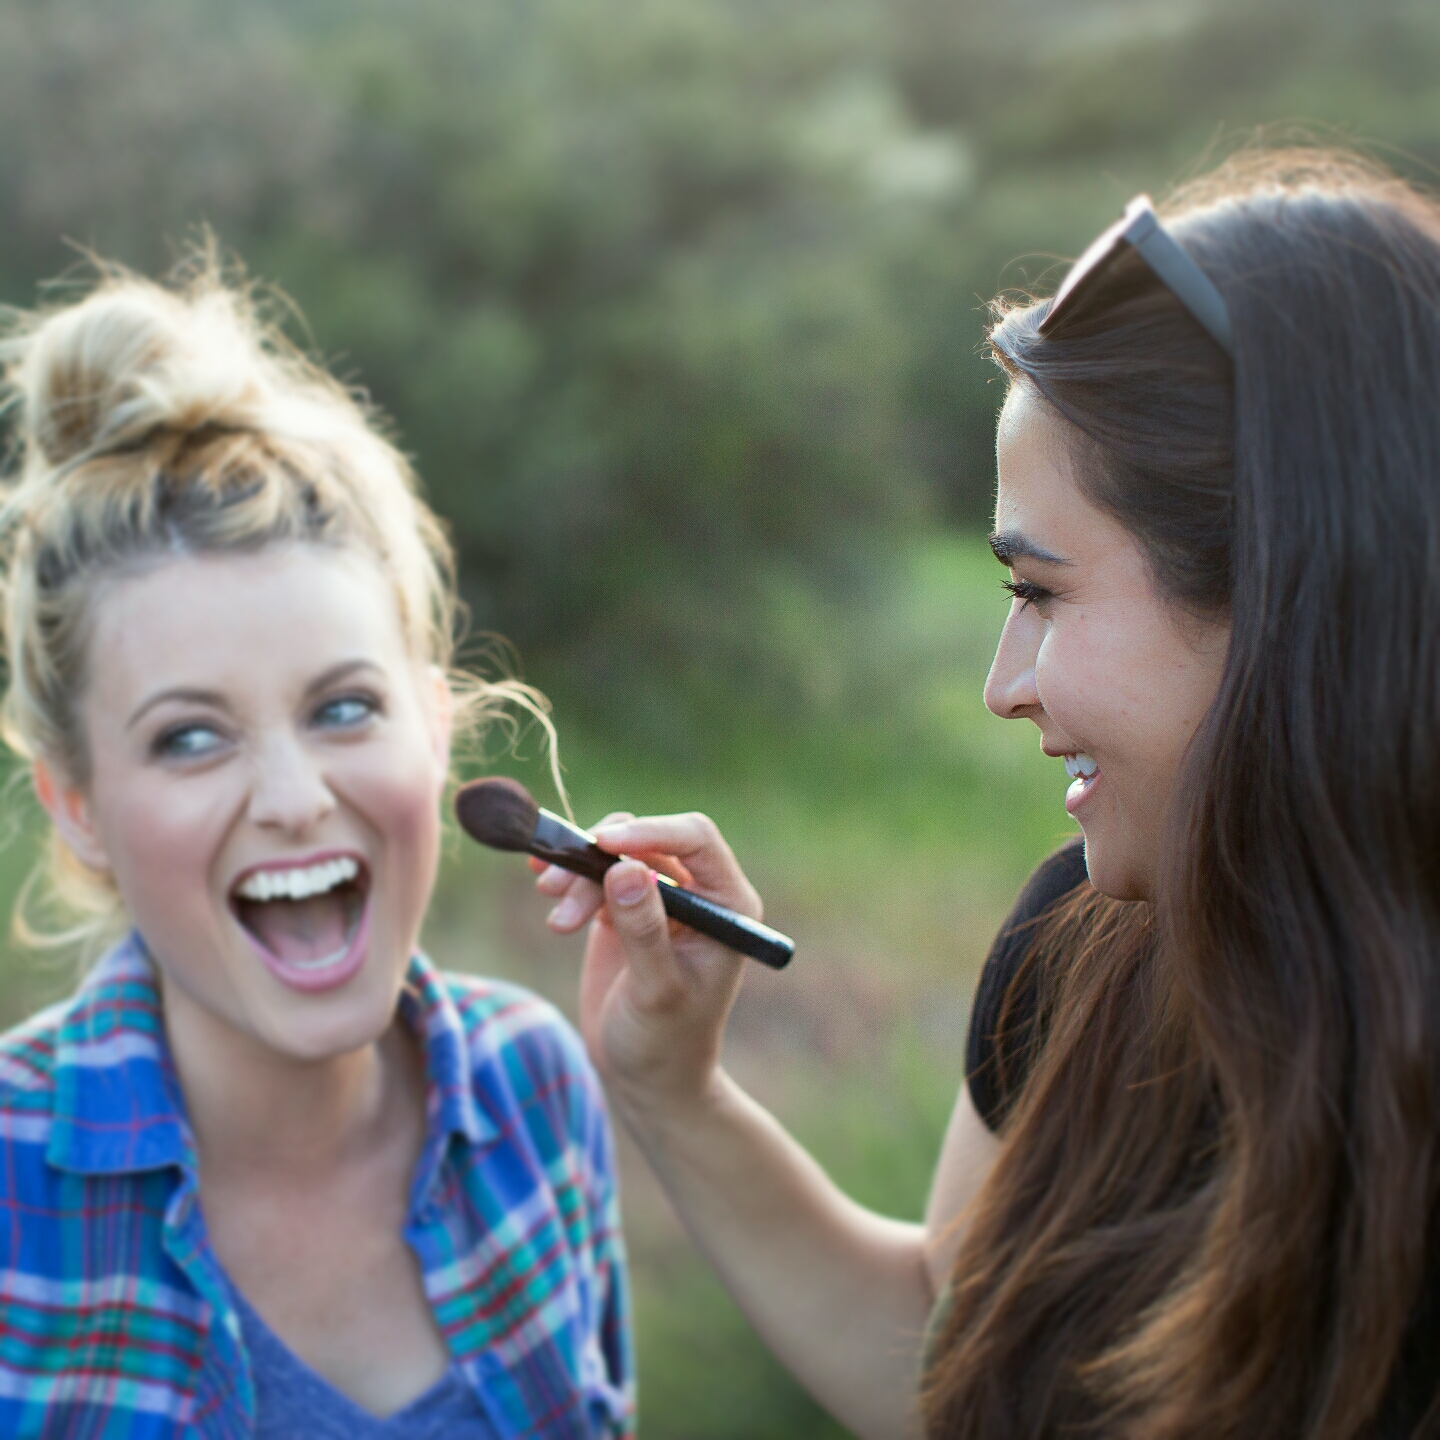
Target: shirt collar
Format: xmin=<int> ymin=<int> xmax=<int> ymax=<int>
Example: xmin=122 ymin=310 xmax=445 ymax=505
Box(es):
xmin=48 ymin=935 xmax=494 ymax=1177
xmin=47 ymin=933 xmax=193 ymax=1176
xmin=397 ymin=951 xmax=495 ymax=1149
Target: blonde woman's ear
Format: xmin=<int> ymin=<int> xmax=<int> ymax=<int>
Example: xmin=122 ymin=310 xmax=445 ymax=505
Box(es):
xmin=31 ymin=760 xmax=111 ymax=874
xmin=425 ymin=666 xmax=455 ymax=770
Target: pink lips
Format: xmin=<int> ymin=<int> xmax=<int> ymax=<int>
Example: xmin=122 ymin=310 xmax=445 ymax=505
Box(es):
xmin=240 ymin=900 xmax=372 ymax=994
xmin=1064 ymin=768 xmax=1101 ymax=816
xmin=231 ymin=850 xmax=372 ymax=995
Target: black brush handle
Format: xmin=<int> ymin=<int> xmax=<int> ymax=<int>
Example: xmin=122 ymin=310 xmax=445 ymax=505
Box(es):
xmin=655 ymin=876 xmax=795 ymax=970
xmin=531 ymin=810 xmax=795 ymax=969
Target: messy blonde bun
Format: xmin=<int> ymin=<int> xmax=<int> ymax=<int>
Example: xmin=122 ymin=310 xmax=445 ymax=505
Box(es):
xmin=0 ymin=247 xmax=557 ymax=949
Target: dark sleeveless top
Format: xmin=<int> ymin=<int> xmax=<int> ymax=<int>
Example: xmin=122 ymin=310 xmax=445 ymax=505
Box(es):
xmin=963 ymin=839 xmax=1440 ymax=1436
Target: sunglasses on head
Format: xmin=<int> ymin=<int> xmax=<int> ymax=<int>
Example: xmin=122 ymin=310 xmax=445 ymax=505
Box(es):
xmin=1039 ymin=195 xmax=1234 ymax=359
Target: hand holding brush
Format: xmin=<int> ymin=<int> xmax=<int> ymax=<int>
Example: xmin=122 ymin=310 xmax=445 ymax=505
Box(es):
xmin=454 ymin=778 xmax=795 ymax=969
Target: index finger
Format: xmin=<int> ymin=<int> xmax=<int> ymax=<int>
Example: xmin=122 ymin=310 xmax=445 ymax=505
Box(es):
xmin=590 ymin=812 xmax=751 ymax=902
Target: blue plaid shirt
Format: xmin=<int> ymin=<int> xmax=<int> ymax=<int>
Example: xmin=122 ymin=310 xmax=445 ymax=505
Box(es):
xmin=0 ymin=934 xmax=634 ymax=1438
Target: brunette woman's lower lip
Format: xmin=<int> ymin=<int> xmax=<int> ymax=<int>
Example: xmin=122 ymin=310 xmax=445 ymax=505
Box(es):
xmin=243 ymin=899 xmax=371 ymax=994
xmin=1064 ymin=771 xmax=1101 ymax=816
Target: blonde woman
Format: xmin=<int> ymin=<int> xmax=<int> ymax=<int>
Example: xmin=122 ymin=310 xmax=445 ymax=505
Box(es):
xmin=0 ymin=259 xmax=632 ymax=1438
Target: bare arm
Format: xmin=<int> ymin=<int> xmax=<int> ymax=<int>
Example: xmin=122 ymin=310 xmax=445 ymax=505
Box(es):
xmin=923 ymin=1084 xmax=1001 ymax=1296
xmin=540 ymin=814 xmax=1001 ymax=1439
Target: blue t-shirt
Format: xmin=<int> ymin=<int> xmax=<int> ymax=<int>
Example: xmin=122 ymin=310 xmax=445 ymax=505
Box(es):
xmin=227 ymin=1279 xmax=493 ymax=1439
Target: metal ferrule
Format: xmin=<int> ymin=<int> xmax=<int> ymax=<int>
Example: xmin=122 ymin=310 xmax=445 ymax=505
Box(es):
xmin=530 ymin=809 xmax=618 ymax=884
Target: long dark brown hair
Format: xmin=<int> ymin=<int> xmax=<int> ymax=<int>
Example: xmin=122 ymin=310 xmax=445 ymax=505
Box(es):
xmin=923 ymin=150 xmax=1440 ymax=1438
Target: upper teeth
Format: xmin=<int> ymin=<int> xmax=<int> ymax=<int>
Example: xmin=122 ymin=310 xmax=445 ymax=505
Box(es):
xmin=237 ymin=857 xmax=359 ymax=903
xmin=1064 ymin=753 xmax=1098 ymax=780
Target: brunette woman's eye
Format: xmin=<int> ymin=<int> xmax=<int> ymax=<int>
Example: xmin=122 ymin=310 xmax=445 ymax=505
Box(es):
xmin=154 ymin=724 xmax=226 ymax=760
xmin=313 ymin=693 xmax=379 ymax=729
xmin=1002 ymin=577 xmax=1052 ymax=610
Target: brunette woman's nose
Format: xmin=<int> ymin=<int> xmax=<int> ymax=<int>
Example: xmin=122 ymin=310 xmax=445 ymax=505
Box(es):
xmin=247 ymin=732 xmax=337 ymax=833
xmin=984 ymin=612 xmax=1042 ymax=720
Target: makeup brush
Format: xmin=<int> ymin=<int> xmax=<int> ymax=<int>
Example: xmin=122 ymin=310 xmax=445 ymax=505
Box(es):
xmin=454 ymin=778 xmax=795 ymax=970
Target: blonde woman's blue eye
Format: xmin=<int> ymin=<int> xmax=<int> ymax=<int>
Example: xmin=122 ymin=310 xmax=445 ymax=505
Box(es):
xmin=156 ymin=725 xmax=224 ymax=759
xmin=316 ymin=695 xmax=376 ymax=728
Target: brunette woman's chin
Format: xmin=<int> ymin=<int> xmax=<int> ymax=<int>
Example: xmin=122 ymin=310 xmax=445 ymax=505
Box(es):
xmin=1071 ymin=813 xmax=1155 ymax=904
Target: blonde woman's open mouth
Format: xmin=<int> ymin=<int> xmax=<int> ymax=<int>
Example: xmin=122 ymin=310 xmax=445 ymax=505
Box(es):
xmin=231 ymin=851 xmax=372 ymax=993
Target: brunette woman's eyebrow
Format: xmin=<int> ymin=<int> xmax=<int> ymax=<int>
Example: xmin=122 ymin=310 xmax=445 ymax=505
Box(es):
xmin=989 ymin=531 xmax=1072 ymax=567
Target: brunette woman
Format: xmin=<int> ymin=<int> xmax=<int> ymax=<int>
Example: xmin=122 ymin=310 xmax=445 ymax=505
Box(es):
xmin=538 ymin=148 xmax=1440 ymax=1438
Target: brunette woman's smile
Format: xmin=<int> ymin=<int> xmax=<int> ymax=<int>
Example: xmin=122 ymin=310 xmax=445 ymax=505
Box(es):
xmin=1060 ymin=751 xmax=1101 ymax=812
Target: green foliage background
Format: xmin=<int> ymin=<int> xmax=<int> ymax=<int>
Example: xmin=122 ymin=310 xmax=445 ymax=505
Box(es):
xmin=1 ymin=0 xmax=1438 ymax=1433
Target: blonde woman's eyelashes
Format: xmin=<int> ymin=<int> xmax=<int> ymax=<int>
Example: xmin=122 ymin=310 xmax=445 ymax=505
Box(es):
xmin=146 ymin=690 xmax=381 ymax=763
xmin=312 ymin=692 xmax=383 ymax=730
xmin=152 ymin=722 xmax=229 ymax=761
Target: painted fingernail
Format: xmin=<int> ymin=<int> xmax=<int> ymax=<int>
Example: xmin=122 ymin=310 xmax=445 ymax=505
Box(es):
xmin=609 ymin=863 xmax=651 ymax=906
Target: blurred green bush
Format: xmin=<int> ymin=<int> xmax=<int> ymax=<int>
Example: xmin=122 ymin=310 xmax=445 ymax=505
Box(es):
xmin=6 ymin=0 xmax=1440 ymax=749
xmin=4 ymin=4 xmax=1440 ymax=1434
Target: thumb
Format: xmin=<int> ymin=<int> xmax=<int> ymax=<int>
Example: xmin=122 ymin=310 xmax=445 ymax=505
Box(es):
xmin=604 ymin=861 xmax=685 ymax=1011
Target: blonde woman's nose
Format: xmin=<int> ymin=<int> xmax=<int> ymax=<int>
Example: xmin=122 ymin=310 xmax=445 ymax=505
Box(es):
xmin=246 ymin=731 xmax=337 ymax=833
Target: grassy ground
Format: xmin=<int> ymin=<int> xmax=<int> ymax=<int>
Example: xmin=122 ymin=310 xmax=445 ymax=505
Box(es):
xmin=0 ymin=531 xmax=1074 ymax=1438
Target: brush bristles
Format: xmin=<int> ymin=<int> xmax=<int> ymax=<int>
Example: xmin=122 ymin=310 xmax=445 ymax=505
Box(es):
xmin=454 ymin=777 xmax=541 ymax=853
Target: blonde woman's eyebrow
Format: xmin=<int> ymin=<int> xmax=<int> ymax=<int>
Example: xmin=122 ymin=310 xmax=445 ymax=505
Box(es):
xmin=125 ymin=687 xmax=229 ymax=731
xmin=988 ymin=530 xmax=1072 ymax=567
xmin=125 ymin=661 xmax=386 ymax=731
xmin=303 ymin=659 xmax=387 ymax=700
